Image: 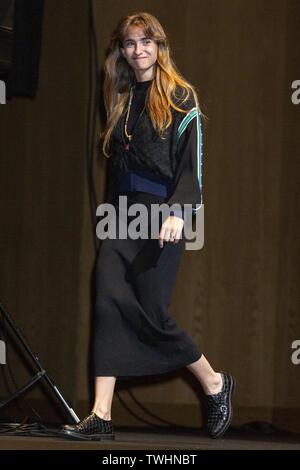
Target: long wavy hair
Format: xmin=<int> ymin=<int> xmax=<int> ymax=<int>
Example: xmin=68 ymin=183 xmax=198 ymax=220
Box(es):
xmin=101 ymin=12 xmax=206 ymax=158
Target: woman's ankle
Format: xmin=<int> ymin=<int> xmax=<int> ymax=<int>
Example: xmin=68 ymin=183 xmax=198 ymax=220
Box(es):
xmin=92 ymin=407 xmax=112 ymax=421
xmin=202 ymin=372 xmax=223 ymax=395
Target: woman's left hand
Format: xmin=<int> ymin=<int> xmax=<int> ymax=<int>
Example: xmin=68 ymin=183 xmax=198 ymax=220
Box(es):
xmin=159 ymin=215 xmax=184 ymax=248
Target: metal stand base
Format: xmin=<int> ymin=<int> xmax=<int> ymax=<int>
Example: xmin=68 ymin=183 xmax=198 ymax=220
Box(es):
xmin=0 ymin=302 xmax=80 ymax=423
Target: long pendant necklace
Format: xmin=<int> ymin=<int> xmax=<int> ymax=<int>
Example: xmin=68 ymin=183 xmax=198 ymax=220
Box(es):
xmin=124 ymin=85 xmax=145 ymax=152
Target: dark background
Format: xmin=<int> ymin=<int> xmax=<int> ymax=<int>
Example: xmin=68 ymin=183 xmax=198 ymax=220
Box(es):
xmin=0 ymin=0 xmax=299 ymax=433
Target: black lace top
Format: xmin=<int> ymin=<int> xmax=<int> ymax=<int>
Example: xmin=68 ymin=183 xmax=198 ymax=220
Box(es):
xmin=106 ymin=79 xmax=203 ymax=214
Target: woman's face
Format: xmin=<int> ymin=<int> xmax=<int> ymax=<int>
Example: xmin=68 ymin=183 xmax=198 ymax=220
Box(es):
xmin=120 ymin=26 xmax=158 ymax=81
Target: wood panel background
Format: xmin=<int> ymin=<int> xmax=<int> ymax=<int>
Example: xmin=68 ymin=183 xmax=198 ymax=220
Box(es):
xmin=0 ymin=0 xmax=299 ymax=432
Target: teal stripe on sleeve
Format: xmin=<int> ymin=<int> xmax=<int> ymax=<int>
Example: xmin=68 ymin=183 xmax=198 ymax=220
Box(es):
xmin=177 ymin=108 xmax=203 ymax=213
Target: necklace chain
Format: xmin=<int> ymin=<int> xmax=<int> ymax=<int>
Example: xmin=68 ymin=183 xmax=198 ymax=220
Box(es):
xmin=124 ymin=86 xmax=146 ymax=144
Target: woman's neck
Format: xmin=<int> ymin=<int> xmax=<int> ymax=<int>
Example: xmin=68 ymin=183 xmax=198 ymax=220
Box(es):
xmin=134 ymin=77 xmax=153 ymax=91
xmin=134 ymin=68 xmax=156 ymax=83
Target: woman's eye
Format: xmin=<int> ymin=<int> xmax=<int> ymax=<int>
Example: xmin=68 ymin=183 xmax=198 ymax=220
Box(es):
xmin=124 ymin=39 xmax=151 ymax=48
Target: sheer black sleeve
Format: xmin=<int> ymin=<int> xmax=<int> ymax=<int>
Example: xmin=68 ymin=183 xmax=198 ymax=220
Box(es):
xmin=167 ymin=98 xmax=203 ymax=219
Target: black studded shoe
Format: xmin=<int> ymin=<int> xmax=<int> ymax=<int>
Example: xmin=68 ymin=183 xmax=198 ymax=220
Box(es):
xmin=60 ymin=412 xmax=115 ymax=441
xmin=204 ymin=371 xmax=235 ymax=439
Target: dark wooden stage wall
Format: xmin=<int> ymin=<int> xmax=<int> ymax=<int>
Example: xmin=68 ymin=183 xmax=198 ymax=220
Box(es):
xmin=0 ymin=0 xmax=299 ymax=432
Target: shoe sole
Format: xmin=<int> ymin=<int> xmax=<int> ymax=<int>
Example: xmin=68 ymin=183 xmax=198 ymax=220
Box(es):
xmin=60 ymin=429 xmax=115 ymax=441
xmin=210 ymin=374 xmax=236 ymax=439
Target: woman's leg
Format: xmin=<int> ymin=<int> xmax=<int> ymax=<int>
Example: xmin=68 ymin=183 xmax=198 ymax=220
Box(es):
xmin=188 ymin=356 xmax=235 ymax=439
xmin=61 ymin=376 xmax=116 ymax=439
xmin=91 ymin=376 xmax=116 ymax=420
xmin=186 ymin=354 xmax=223 ymax=395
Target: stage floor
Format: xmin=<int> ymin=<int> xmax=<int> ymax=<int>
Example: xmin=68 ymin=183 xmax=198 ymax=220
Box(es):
xmin=0 ymin=427 xmax=299 ymax=450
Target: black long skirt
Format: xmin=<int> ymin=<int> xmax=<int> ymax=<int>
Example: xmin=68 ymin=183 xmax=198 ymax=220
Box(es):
xmin=93 ymin=191 xmax=202 ymax=382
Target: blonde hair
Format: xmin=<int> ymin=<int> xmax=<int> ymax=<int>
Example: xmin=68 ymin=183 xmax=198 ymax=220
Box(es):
xmin=101 ymin=11 xmax=206 ymax=157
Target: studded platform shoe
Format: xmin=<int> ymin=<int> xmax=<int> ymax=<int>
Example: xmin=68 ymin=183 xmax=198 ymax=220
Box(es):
xmin=204 ymin=371 xmax=235 ymax=438
xmin=60 ymin=412 xmax=115 ymax=441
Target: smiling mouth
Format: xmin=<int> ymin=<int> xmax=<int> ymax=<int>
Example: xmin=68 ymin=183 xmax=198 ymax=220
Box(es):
xmin=134 ymin=57 xmax=148 ymax=60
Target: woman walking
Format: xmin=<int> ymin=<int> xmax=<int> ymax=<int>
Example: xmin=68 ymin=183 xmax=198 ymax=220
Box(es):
xmin=62 ymin=11 xmax=235 ymax=441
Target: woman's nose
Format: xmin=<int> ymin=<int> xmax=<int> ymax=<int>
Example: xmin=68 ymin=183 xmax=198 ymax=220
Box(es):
xmin=135 ymin=42 xmax=142 ymax=54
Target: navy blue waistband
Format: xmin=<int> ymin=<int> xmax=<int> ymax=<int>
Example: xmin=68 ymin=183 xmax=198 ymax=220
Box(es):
xmin=118 ymin=170 xmax=174 ymax=198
